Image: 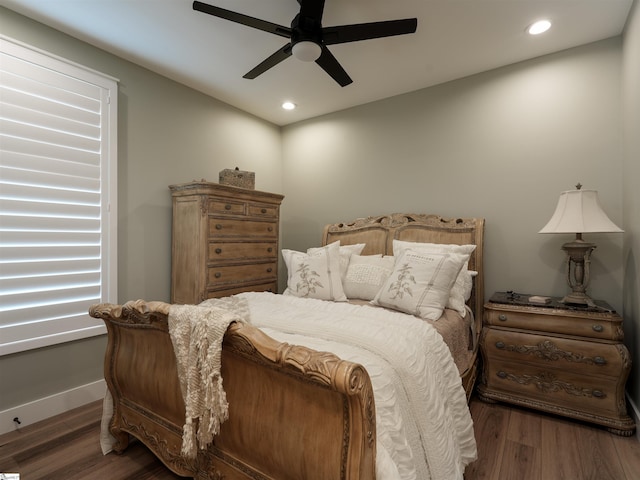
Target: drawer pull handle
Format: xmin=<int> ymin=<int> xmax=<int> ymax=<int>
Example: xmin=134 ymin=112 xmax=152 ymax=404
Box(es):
xmin=266 ymin=267 xmax=273 ymax=273
xmin=225 ymin=204 xmax=232 ymax=210
xmin=594 ymin=356 xmax=607 ymax=366
xmin=261 ymin=208 xmax=267 ymax=214
xmin=497 ymin=371 xmax=507 ymax=379
xmin=592 ymin=390 xmax=605 ymax=398
xmin=592 ymin=324 xmax=604 ymax=332
xmin=215 ymin=224 xmax=223 ymax=230
xmin=268 ymin=226 xmax=273 ymax=232
xmin=498 ymin=314 xmax=507 ymax=321
xmin=495 ymin=341 xmax=505 ymax=349
xmin=215 ymin=248 xmax=222 ymax=254
xmin=214 ymin=272 xmax=221 ymax=278
xmin=267 ymin=247 xmax=273 ymax=253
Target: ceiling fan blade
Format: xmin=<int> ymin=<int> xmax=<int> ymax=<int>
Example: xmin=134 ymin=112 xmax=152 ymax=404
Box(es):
xmin=243 ymin=44 xmax=293 ymax=79
xmin=315 ymin=46 xmax=352 ymax=87
xmin=193 ymin=1 xmax=291 ymax=39
xmin=297 ymin=0 xmax=326 ymax=22
xmin=322 ymin=18 xmax=417 ymax=45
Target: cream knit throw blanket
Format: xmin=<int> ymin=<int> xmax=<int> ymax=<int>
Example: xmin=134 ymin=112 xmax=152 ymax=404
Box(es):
xmin=168 ymin=297 xmax=248 ymax=459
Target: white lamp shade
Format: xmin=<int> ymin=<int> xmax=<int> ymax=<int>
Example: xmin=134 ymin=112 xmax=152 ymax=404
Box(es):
xmin=539 ymin=189 xmax=623 ymax=234
xmin=292 ymin=41 xmax=322 ymax=62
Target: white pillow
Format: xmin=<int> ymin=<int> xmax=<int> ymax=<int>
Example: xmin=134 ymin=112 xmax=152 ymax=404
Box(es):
xmin=343 ymin=255 xmax=395 ymax=301
xmin=373 ymin=249 xmax=468 ymax=320
xmin=282 ymin=241 xmax=347 ymax=301
xmin=308 ymin=242 xmax=366 ymax=282
xmin=393 ymin=240 xmax=476 ymax=316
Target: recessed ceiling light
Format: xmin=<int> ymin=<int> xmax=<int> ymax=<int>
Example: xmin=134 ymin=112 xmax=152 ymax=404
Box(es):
xmin=527 ymin=20 xmax=551 ymax=35
xmin=282 ymin=101 xmax=296 ymax=110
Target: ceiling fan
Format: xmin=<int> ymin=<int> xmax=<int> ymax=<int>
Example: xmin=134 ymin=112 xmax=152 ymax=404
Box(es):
xmin=193 ymin=0 xmax=417 ymax=87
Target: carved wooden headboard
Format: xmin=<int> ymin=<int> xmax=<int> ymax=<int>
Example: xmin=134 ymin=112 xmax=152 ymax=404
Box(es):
xmin=322 ymin=213 xmax=485 ymax=321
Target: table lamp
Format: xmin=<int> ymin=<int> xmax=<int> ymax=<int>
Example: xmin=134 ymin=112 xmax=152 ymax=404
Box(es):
xmin=539 ymin=184 xmax=623 ymax=307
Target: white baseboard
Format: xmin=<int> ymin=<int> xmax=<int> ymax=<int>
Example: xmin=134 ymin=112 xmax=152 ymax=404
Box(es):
xmin=0 ymin=379 xmax=106 ymax=436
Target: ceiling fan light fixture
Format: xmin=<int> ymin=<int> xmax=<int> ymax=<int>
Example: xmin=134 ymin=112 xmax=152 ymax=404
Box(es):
xmin=292 ymin=41 xmax=322 ymax=62
xmin=527 ymin=19 xmax=551 ymax=35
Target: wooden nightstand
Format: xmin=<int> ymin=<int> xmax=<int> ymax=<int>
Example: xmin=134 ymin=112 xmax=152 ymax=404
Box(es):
xmin=477 ymin=291 xmax=635 ymax=436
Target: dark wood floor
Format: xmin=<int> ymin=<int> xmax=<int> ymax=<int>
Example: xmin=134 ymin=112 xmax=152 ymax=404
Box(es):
xmin=1 ymin=396 xmax=638 ymax=479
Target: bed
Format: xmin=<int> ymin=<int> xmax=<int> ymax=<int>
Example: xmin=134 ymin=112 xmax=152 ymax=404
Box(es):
xmin=90 ymin=212 xmax=484 ymax=479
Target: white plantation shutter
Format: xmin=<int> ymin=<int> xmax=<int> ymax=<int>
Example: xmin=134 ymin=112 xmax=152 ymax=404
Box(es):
xmin=0 ymin=36 xmax=118 ymax=355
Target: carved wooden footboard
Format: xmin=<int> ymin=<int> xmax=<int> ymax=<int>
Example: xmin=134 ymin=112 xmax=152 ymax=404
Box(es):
xmin=90 ymin=299 xmax=376 ymax=480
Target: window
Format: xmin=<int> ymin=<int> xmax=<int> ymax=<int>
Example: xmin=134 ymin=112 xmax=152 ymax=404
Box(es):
xmin=0 ymin=36 xmax=118 ymax=355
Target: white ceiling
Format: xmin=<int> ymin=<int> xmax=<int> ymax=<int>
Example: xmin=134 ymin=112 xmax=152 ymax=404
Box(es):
xmin=1 ymin=0 xmax=633 ymax=126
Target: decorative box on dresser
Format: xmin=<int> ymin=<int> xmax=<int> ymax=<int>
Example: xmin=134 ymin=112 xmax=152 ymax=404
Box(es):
xmin=478 ymin=292 xmax=635 ymax=436
xmin=170 ymin=181 xmax=284 ymax=304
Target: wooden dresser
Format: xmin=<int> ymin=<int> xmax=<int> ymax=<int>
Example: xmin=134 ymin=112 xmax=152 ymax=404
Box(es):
xmin=170 ymin=181 xmax=284 ymax=304
xmin=478 ymin=292 xmax=635 ymax=436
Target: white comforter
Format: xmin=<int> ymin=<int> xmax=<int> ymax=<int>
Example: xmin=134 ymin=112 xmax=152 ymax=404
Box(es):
xmin=236 ymin=292 xmax=477 ymax=480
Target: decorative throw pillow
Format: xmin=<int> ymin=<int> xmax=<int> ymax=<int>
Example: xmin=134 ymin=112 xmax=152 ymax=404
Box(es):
xmin=308 ymin=242 xmax=366 ymax=282
xmin=448 ymin=269 xmax=478 ymax=317
xmin=282 ymin=241 xmax=347 ymax=301
xmin=343 ymin=255 xmax=395 ymax=301
xmin=373 ymin=249 xmax=468 ymax=320
xmin=392 ymin=240 xmax=476 ymax=316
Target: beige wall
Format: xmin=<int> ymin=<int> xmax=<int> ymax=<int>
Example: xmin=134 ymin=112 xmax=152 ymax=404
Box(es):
xmin=0 ymin=7 xmax=282 ymax=409
xmin=282 ymin=39 xmax=624 ymax=308
xmin=622 ymin=0 xmax=640 ymax=415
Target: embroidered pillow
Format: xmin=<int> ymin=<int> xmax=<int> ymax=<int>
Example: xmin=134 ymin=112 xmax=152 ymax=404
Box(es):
xmin=308 ymin=242 xmax=366 ymax=282
xmin=343 ymin=254 xmax=395 ymax=301
xmin=393 ymin=240 xmax=476 ymax=316
xmin=373 ymin=249 xmax=468 ymax=320
xmin=283 ymin=242 xmax=347 ymax=301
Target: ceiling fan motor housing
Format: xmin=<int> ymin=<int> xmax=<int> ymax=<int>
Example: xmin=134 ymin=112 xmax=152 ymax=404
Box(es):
xmin=291 ymin=13 xmax=322 ymax=47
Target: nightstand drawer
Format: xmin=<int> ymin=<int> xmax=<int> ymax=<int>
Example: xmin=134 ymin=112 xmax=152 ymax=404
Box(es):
xmin=485 ymin=306 xmax=622 ymax=341
xmin=485 ymin=358 xmax=621 ymax=417
xmin=483 ymin=328 xmax=623 ymax=377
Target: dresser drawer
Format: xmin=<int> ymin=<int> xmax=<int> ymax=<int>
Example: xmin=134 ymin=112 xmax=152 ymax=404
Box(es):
xmin=485 ymin=357 xmax=621 ymax=417
xmin=248 ymin=203 xmax=278 ymax=218
xmin=209 ymin=242 xmax=277 ymax=261
xmin=484 ymin=306 xmax=622 ymax=341
xmin=209 ymin=219 xmax=277 ymax=238
xmin=208 ymin=263 xmax=276 ymax=285
xmin=206 ymin=281 xmax=277 ymax=299
xmin=208 ymin=199 xmax=246 ymax=215
xmin=483 ymin=328 xmax=623 ymax=377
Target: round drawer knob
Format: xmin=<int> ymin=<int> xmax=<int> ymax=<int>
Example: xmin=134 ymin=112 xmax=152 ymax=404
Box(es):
xmin=261 ymin=208 xmax=267 ymax=214
xmin=498 ymin=314 xmax=507 ymax=321
xmin=268 ymin=226 xmax=273 ymax=232
xmin=497 ymin=371 xmax=507 ymax=379
xmin=267 ymin=247 xmax=273 ymax=253
xmin=594 ymin=356 xmax=607 ymax=366
xmin=225 ymin=204 xmax=232 ymax=210
xmin=592 ymin=324 xmax=604 ymax=332
xmin=592 ymin=390 xmax=605 ymax=398
xmin=215 ymin=248 xmax=222 ymax=254
xmin=215 ymin=224 xmax=223 ymax=230
xmin=267 ymin=267 xmax=273 ymax=273
xmin=495 ymin=341 xmax=505 ymax=349
xmin=214 ymin=272 xmax=221 ymax=278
